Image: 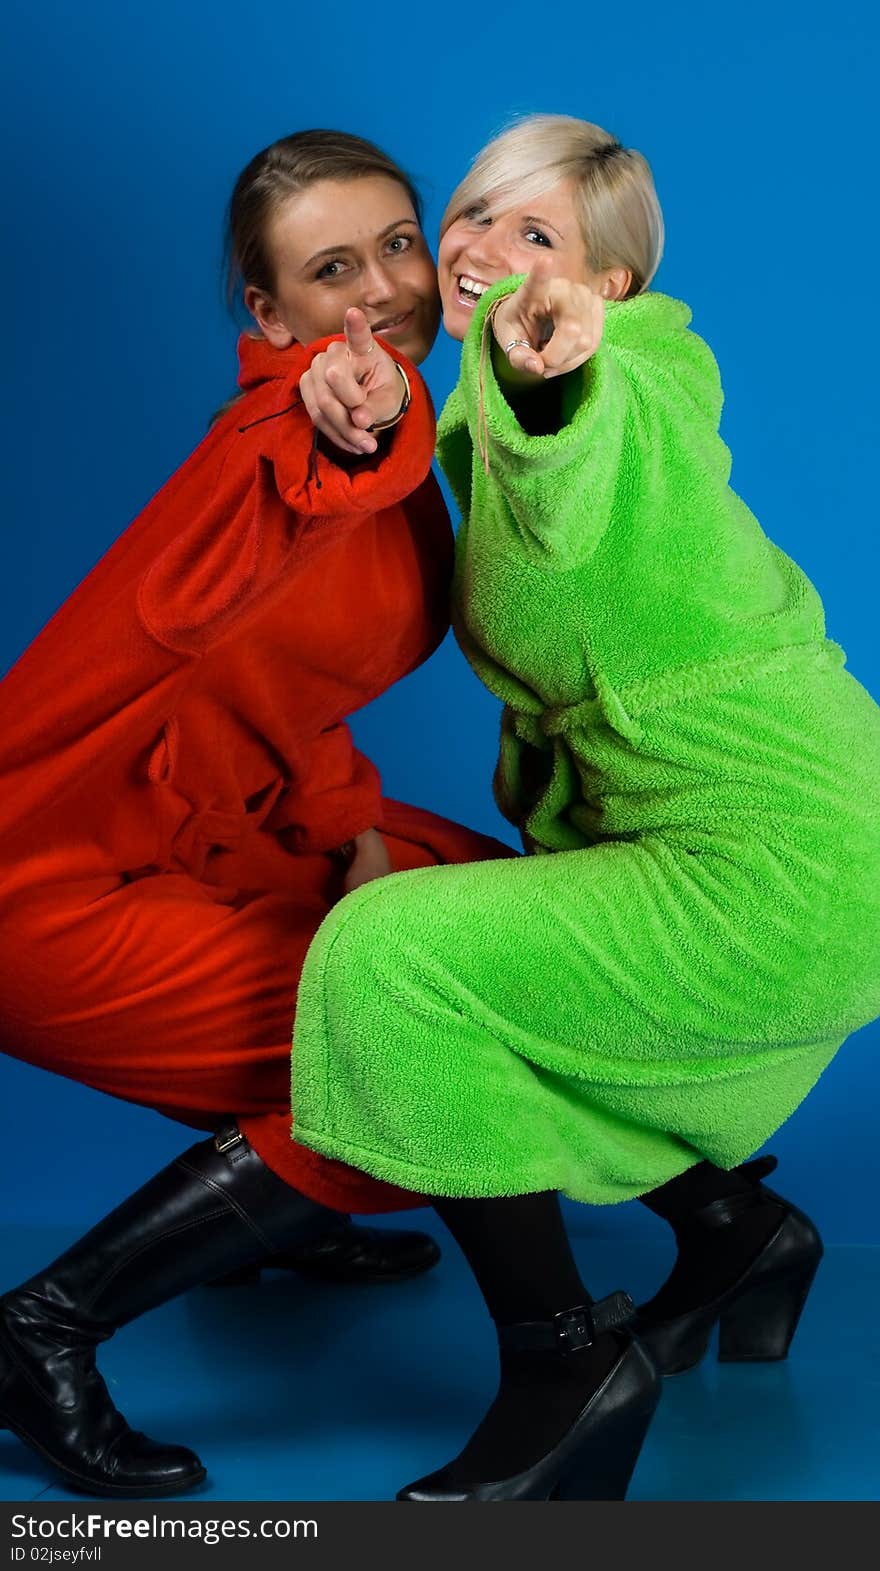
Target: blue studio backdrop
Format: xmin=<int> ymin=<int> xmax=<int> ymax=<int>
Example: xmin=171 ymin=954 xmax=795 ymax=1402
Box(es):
xmin=0 ymin=0 xmax=877 ymax=1245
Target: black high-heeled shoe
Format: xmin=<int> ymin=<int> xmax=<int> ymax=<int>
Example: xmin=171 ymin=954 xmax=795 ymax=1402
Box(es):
xmin=397 ymin=1293 xmax=661 ymax=1501
xmin=633 ymin=1170 xmax=823 ymax=1377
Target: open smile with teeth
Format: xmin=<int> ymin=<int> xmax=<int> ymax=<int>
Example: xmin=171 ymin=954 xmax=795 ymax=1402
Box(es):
xmin=456 ymin=274 xmax=491 ymax=307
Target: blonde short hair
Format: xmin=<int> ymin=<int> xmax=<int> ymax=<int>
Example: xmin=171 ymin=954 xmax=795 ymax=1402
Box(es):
xmin=441 ymin=114 xmax=664 ymax=296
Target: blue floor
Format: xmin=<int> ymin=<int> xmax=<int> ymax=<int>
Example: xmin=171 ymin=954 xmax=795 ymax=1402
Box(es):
xmin=1 ymin=1214 xmax=877 ymax=1502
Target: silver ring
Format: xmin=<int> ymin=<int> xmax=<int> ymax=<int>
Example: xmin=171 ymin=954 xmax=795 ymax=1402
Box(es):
xmin=504 ymin=338 xmax=532 ymax=355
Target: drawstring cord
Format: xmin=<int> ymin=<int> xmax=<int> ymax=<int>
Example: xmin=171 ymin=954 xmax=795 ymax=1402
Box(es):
xmin=478 ymin=297 xmax=518 ymax=474
xmin=237 ymin=395 xmax=322 ymax=490
xmin=476 ymin=299 xmax=505 ymax=476
xmin=308 ymin=427 xmax=321 ymax=489
xmin=237 ymin=399 xmax=301 ymax=433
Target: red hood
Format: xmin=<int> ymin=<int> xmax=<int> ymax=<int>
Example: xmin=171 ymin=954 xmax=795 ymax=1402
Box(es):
xmin=237 ymin=333 xmax=307 ymax=391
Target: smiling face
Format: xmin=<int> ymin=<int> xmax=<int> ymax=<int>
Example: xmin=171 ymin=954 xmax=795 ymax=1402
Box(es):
xmin=438 ymin=178 xmax=608 ymax=341
xmin=244 ymin=175 xmax=441 ymax=365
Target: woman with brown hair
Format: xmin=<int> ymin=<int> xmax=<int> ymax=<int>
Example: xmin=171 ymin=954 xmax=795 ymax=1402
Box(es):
xmin=0 ymin=129 xmax=508 ymax=1498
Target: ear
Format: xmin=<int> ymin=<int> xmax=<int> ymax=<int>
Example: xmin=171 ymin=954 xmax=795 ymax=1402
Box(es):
xmin=600 ymin=266 xmax=634 ymax=301
xmin=243 ymin=284 xmax=296 ymax=349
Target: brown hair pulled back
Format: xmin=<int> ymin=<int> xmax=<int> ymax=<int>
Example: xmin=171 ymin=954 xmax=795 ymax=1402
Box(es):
xmin=225 ymin=128 xmax=425 ymax=309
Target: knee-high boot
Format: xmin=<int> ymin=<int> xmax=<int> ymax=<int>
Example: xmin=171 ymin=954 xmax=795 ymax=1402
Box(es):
xmin=0 ymin=1125 xmax=338 ymax=1496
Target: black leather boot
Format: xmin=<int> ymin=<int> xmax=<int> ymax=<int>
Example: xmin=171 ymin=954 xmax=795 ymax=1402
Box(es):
xmin=0 ymin=1125 xmax=338 ymax=1497
xmin=397 ymin=1293 xmax=661 ymax=1501
xmin=633 ymin=1159 xmax=823 ymax=1376
xmin=212 ymin=1218 xmax=440 ymax=1286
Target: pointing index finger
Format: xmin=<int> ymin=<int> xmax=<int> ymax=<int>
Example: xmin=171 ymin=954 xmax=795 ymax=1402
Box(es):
xmin=344 ymin=306 xmax=376 ymax=362
xmin=519 ymin=253 xmax=555 ymax=305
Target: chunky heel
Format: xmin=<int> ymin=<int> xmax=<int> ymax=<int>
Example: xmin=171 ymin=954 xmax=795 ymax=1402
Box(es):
xmin=718 ymin=1258 xmax=820 ymax=1362
xmin=634 ymin=1174 xmax=823 ymax=1378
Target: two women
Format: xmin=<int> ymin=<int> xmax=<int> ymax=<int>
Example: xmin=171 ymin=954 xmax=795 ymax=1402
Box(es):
xmin=3 ymin=112 xmax=876 ymax=1504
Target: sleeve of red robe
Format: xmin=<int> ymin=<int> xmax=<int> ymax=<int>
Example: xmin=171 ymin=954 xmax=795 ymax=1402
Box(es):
xmin=276 ymin=724 xmax=382 ymax=854
xmin=0 ymin=339 xmax=434 ymax=849
xmin=138 ymin=338 xmax=435 ymax=653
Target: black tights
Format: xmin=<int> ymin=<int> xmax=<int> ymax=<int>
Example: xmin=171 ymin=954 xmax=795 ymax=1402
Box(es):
xmin=431 ymin=1193 xmax=621 ymax=1481
xmin=426 ymin=1164 xmax=781 ymax=1482
xmin=434 ymin=1162 xmax=781 ymax=1330
xmin=433 ymin=1192 xmax=587 ymax=1324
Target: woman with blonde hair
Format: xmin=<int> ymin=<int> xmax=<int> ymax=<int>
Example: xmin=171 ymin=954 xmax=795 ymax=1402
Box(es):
xmin=293 ymin=113 xmax=880 ymax=1500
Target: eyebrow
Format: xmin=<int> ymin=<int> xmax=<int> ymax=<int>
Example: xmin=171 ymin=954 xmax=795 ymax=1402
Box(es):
xmin=523 ymin=214 xmax=565 ymax=241
xmin=302 ymin=218 xmax=419 ymax=270
xmin=469 ymin=200 xmax=566 ymax=242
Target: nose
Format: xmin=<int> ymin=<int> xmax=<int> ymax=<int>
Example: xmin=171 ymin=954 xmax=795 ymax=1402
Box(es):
xmin=360 ymin=260 xmax=395 ymax=306
xmin=462 ymin=218 xmax=513 ymax=278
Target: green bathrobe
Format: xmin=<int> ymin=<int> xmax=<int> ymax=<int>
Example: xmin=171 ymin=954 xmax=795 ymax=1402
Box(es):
xmin=291 ymin=282 xmax=880 ymax=1202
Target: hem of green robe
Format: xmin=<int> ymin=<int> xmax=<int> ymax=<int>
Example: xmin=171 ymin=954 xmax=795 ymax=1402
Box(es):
xmin=291 ymin=1122 xmax=707 ymax=1205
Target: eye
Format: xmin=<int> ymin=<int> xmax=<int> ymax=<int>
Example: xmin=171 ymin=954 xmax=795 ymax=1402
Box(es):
xmin=385 ymin=233 xmax=414 ymax=255
xmin=315 ymin=259 xmax=348 ymax=280
xmin=524 ymin=227 xmax=552 ymax=248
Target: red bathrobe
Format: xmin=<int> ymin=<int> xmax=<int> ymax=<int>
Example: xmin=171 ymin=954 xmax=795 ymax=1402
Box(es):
xmin=0 ymin=333 xmax=506 ymax=1213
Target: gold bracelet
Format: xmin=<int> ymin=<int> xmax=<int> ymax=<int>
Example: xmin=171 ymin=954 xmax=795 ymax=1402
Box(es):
xmin=367 ymin=362 xmax=411 ymax=432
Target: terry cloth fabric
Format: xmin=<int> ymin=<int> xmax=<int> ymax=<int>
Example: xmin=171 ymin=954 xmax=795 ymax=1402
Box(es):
xmin=290 ymin=283 xmax=880 ymax=1202
xmin=0 ymin=330 xmax=510 ymax=1215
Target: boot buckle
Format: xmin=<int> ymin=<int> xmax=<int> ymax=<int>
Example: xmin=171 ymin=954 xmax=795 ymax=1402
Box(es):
xmin=214 ymin=1124 xmax=245 ymax=1155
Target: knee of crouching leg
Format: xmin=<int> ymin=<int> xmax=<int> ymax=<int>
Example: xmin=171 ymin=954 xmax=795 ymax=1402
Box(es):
xmin=311 ymin=875 xmax=396 ymax=991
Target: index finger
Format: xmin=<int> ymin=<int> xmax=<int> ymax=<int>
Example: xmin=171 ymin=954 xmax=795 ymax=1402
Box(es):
xmin=344 ymin=306 xmax=377 ymax=362
xmin=518 ymin=253 xmax=555 ymax=308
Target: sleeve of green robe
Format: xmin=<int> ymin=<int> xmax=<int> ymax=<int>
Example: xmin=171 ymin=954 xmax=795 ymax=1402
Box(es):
xmin=440 ymin=276 xmax=727 ymax=573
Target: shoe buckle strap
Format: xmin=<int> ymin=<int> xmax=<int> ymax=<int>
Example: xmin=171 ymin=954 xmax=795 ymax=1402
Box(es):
xmin=499 ymin=1291 xmax=635 ymax=1356
xmin=590 ymin=1290 xmax=637 ymax=1337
